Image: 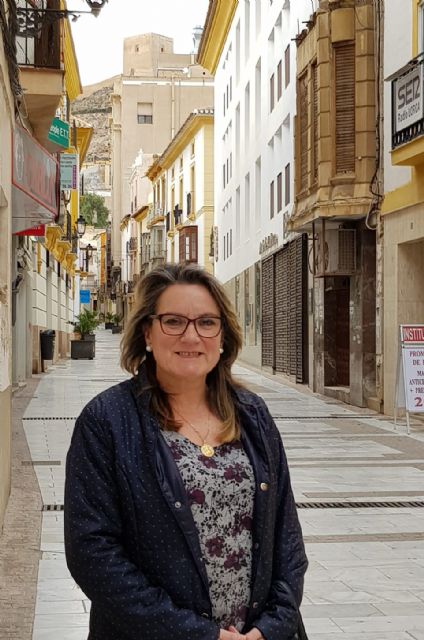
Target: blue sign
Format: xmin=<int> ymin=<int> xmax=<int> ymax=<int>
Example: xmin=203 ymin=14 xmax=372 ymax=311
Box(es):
xmin=80 ymin=289 xmax=91 ymax=304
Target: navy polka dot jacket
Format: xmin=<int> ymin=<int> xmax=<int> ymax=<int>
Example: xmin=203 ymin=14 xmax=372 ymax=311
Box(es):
xmin=64 ymin=367 xmax=308 ymax=639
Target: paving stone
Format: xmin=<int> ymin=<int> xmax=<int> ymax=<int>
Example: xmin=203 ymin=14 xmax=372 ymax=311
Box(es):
xmin=1 ymin=329 xmax=424 ymax=638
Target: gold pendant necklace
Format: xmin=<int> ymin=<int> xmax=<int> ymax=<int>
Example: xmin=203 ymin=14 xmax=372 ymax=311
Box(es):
xmin=172 ymin=407 xmax=215 ymax=457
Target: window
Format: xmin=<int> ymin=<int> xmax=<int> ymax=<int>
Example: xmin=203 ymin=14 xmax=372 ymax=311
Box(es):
xmin=284 ymin=44 xmax=290 ymax=87
xmin=298 ymin=72 xmax=308 ymax=192
xmin=137 ymin=115 xmax=152 ymax=124
xmin=277 ymin=60 xmax=282 ymax=100
xmin=285 ymin=163 xmax=290 ymax=206
xmin=255 ymin=58 xmax=262 ymax=123
xmin=312 ymin=62 xmax=318 ymax=183
xmin=223 ymin=163 xmax=226 ymax=188
xmin=335 ymin=43 xmax=355 ymax=173
xmin=245 ymin=0 xmax=250 ymax=62
xmin=179 ymin=226 xmax=198 ymax=263
xmin=137 ymin=102 xmax=153 ymax=124
xmin=245 ymin=173 xmax=251 ymax=234
xmin=244 ymin=83 xmax=250 ymax=147
xmin=270 ymin=73 xmax=275 ymax=112
xmin=270 ymin=180 xmax=275 ymax=218
xmin=255 ymin=157 xmax=261 ymax=228
xmin=277 ymin=172 xmax=282 ymax=212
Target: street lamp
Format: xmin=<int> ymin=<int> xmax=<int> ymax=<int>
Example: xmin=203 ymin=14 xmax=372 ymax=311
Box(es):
xmin=77 ymin=216 xmax=86 ymax=238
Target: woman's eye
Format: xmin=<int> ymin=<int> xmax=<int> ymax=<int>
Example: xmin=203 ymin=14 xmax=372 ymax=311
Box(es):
xmin=164 ymin=316 xmax=184 ymax=326
xmin=199 ymin=318 xmax=216 ymax=327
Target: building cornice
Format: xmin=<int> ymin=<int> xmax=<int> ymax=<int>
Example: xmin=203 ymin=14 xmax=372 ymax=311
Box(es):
xmin=197 ymin=0 xmax=238 ymax=74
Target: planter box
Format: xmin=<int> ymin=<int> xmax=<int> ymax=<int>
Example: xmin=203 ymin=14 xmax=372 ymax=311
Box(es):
xmin=105 ymin=322 xmax=114 ymax=329
xmin=111 ymin=326 xmax=122 ymax=334
xmin=71 ymin=338 xmax=95 ymax=359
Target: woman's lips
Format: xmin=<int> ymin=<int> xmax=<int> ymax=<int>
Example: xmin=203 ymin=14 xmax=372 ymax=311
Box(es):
xmin=176 ymin=351 xmax=202 ymax=357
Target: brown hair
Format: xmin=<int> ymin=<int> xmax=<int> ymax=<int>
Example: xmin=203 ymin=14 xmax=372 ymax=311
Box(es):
xmin=121 ymin=263 xmax=244 ymax=441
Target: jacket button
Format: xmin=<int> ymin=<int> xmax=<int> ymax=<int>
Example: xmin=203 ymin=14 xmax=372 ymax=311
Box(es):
xmin=260 ymin=482 xmax=269 ymax=491
xmin=201 ymin=612 xmax=210 ymax=618
xmin=252 ymin=601 xmax=259 ymax=609
xmin=174 ymin=501 xmax=182 ymax=508
xmin=254 ymin=542 xmax=260 ymax=550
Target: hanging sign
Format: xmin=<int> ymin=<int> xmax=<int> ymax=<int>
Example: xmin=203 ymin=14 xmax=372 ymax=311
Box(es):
xmin=394 ymin=324 xmax=424 ymax=433
xmin=60 ymin=154 xmax=79 ymax=190
xmin=48 ymin=118 xmax=70 ymax=149
xmin=12 ymin=125 xmax=59 ymax=234
xmin=80 ymin=289 xmax=91 ymax=304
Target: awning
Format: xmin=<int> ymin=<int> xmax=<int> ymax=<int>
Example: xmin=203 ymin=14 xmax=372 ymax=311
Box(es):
xmin=12 ymin=125 xmax=59 ymax=234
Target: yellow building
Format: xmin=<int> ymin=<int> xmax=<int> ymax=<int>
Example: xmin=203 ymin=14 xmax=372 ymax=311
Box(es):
xmin=381 ymin=0 xmax=424 ymax=414
xmin=12 ymin=4 xmax=93 ymax=377
xmin=146 ymin=109 xmax=215 ymax=272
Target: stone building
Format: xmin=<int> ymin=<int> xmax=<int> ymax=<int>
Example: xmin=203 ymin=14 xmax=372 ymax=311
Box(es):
xmin=290 ymin=0 xmax=379 ymax=409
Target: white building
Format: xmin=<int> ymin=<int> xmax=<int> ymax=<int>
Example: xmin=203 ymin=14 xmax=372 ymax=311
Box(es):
xmin=381 ymin=0 xmax=424 ymax=413
xmin=199 ymin=0 xmax=316 ymax=367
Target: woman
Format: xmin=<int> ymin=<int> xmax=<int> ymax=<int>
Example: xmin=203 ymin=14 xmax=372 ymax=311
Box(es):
xmin=64 ymin=263 xmax=308 ymax=640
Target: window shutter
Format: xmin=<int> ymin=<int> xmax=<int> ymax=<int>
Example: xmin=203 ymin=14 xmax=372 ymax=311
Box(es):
xmin=298 ymin=73 xmax=308 ymax=192
xmin=312 ymin=63 xmax=318 ymax=183
xmin=335 ymin=43 xmax=355 ymax=173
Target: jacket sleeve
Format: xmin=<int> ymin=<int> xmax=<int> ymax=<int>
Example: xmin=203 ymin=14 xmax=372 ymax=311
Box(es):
xmin=251 ymin=400 xmax=308 ymax=640
xmin=64 ymin=405 xmax=219 ymax=640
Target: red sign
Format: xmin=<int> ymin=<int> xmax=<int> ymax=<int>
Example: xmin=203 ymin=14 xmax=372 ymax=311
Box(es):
xmin=401 ymin=325 xmax=424 ymax=343
xmin=12 ymin=125 xmax=59 ymax=234
xmin=15 ymin=225 xmax=45 ymax=237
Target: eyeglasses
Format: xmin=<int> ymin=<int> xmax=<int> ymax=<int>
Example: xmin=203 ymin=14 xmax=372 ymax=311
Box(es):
xmin=150 ymin=314 xmax=223 ymax=338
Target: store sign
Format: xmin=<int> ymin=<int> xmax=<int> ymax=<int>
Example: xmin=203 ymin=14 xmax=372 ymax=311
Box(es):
xmin=395 ymin=325 xmax=424 ymax=433
xmin=80 ymin=289 xmax=91 ymax=304
xmin=393 ymin=64 xmax=424 ymax=133
xmin=60 ymin=154 xmax=79 ymax=190
xmin=48 ymin=117 xmax=70 ymax=149
xmin=15 ymin=224 xmax=45 ymax=237
xmin=12 ymin=125 xmax=59 ymax=234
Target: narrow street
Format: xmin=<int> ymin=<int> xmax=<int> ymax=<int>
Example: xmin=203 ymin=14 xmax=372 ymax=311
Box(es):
xmin=3 ymin=328 xmax=424 ymax=640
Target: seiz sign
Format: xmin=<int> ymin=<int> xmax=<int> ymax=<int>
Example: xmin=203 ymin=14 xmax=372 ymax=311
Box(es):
xmin=394 ymin=64 xmax=424 ymax=133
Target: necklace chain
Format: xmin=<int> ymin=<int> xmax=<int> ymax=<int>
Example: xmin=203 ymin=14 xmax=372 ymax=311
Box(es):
xmin=172 ymin=406 xmax=215 ymax=457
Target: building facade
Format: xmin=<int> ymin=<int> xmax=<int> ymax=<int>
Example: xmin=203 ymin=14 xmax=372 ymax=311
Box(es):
xmin=198 ymin=0 xmax=315 ymax=370
xmin=147 ymin=109 xmax=215 ymax=272
xmin=291 ymin=0 xmax=379 ymax=408
xmin=381 ymin=0 xmax=424 ymax=414
xmin=110 ymin=33 xmax=214 ymax=314
xmin=0 ymin=0 xmax=15 ymax=532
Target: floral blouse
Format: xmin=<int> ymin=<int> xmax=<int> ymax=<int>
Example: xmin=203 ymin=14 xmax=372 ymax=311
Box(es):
xmin=162 ymin=431 xmax=255 ymax=631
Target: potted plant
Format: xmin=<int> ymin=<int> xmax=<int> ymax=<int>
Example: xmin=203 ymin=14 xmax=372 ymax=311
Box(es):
xmin=105 ymin=311 xmax=115 ymax=330
xmin=70 ymin=309 xmax=99 ymax=359
xmin=111 ymin=313 xmax=123 ymax=334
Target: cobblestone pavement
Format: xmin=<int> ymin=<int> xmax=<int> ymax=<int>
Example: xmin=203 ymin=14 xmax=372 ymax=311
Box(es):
xmin=2 ymin=327 xmax=424 ymax=639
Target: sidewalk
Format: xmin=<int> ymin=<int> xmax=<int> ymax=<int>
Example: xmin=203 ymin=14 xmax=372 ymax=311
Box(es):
xmin=3 ymin=327 xmax=424 ymax=639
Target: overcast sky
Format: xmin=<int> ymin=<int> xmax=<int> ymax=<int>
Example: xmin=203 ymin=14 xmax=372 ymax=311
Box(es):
xmin=71 ymin=0 xmax=209 ymax=87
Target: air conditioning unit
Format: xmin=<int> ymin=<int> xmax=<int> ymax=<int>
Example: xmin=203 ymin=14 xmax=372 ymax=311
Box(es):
xmin=314 ymin=228 xmax=356 ymax=277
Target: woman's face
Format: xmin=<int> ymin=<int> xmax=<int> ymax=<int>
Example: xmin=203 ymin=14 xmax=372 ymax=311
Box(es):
xmin=144 ymin=283 xmax=223 ymax=388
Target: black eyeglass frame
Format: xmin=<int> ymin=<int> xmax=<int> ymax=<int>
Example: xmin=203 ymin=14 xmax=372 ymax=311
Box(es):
xmin=149 ymin=314 xmax=223 ymax=338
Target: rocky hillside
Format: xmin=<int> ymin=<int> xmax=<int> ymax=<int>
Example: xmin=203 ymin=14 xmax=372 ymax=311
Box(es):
xmin=72 ymin=76 xmax=119 ymax=162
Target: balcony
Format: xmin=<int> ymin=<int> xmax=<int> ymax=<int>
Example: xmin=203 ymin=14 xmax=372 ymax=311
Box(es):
xmin=390 ymin=54 xmax=424 ymax=166
xmin=146 ymin=204 xmax=165 ymax=228
xmin=17 ymin=1 xmax=64 ymax=147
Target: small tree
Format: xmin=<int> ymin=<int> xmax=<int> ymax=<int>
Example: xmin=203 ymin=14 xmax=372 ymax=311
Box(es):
xmin=80 ymin=193 xmax=109 ymax=228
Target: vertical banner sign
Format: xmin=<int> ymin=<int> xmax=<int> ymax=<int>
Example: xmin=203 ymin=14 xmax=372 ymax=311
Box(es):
xmin=60 ymin=154 xmax=79 ymax=190
xmin=395 ymin=324 xmax=424 ymax=433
